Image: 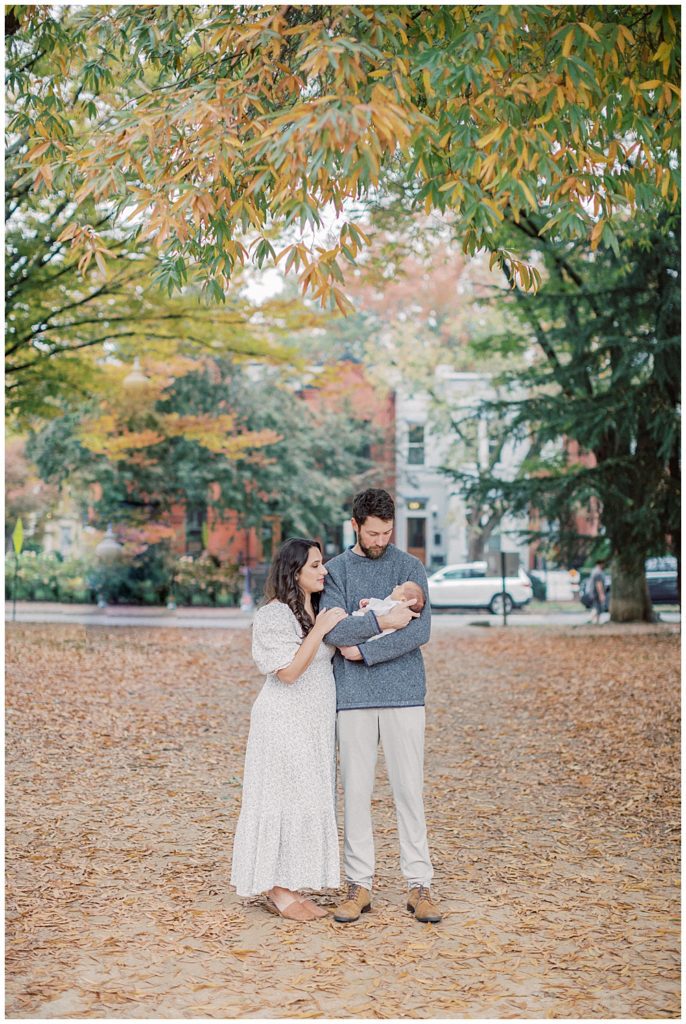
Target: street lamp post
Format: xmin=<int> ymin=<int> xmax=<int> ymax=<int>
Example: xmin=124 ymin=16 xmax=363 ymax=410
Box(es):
xmin=239 ymin=526 xmax=254 ymax=613
xmin=95 ymin=524 xmax=123 ymax=607
xmin=123 ymin=357 xmax=149 ymax=391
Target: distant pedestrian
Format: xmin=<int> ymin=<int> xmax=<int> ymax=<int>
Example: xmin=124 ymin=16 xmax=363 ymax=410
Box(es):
xmin=588 ymin=559 xmax=607 ymax=624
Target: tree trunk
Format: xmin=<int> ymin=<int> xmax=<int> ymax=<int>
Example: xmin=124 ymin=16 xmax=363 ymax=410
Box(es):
xmin=466 ymin=509 xmax=500 ymax=562
xmin=610 ymin=555 xmax=653 ymax=623
xmin=467 ymin=530 xmax=485 ymax=562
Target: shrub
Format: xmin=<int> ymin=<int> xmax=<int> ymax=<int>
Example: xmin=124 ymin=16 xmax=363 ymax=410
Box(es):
xmin=6 ymin=548 xmax=246 ymax=606
xmin=171 ymin=556 xmax=242 ymax=607
xmin=5 ymin=551 xmax=94 ymax=603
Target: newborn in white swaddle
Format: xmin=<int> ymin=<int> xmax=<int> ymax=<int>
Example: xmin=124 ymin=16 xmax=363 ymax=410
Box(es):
xmin=352 ymin=581 xmax=426 ymax=640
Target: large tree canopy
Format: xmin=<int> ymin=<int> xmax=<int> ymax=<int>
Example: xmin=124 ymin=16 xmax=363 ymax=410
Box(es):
xmin=5 ymin=9 xmax=322 ymax=425
xmin=7 ymin=4 xmax=680 ymax=306
xmin=4 ymin=188 xmax=308 ymax=424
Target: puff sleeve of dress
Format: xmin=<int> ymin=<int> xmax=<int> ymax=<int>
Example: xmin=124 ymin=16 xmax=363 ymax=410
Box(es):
xmin=251 ymin=601 xmax=302 ymax=677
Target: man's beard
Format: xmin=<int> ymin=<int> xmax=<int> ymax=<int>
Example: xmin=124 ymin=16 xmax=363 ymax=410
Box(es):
xmin=358 ymin=538 xmax=388 ymax=560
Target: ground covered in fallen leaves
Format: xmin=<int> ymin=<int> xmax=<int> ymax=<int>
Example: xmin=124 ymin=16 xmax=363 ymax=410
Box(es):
xmin=6 ymin=622 xmax=680 ymax=1019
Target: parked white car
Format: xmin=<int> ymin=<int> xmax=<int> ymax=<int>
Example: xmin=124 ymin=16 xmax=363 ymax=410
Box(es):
xmin=427 ymin=561 xmax=533 ymax=614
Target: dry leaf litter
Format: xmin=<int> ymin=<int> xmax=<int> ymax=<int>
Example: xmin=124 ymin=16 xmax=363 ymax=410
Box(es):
xmin=6 ymin=622 xmax=679 ymax=1018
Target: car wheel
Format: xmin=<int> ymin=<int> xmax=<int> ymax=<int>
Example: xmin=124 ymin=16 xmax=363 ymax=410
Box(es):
xmin=489 ymin=592 xmax=513 ymax=615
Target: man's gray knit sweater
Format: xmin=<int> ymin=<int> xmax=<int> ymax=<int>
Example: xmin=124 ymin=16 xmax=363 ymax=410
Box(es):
xmin=322 ymin=544 xmax=431 ymax=711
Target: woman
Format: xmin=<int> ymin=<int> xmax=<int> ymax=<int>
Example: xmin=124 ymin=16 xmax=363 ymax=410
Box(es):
xmin=230 ymin=538 xmax=346 ymax=921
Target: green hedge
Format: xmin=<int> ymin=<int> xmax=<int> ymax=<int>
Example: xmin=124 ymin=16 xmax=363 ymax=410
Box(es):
xmin=5 ymin=550 xmax=245 ymax=607
xmin=172 ymin=556 xmax=242 ymax=607
xmin=5 ymin=552 xmax=93 ymax=603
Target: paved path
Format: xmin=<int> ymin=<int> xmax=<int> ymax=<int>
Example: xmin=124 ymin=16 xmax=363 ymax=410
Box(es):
xmin=5 ymin=622 xmax=680 ymax=1018
xmin=6 ymin=600 xmax=680 ymax=630
xmin=5 ymin=602 xmax=253 ymax=629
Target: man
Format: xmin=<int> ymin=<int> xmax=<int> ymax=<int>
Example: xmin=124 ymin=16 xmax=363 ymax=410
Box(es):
xmin=588 ymin=558 xmax=608 ymax=624
xmin=322 ymin=488 xmax=441 ymax=924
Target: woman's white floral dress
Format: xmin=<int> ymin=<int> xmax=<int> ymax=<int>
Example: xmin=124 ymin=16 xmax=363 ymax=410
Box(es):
xmin=230 ymin=600 xmax=340 ymax=896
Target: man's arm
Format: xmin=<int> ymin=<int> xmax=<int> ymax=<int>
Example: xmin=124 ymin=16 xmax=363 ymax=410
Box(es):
xmin=358 ymin=602 xmax=430 ymax=665
xmin=321 ymin=567 xmax=381 ymax=646
xmin=357 ymin=562 xmax=431 ymax=666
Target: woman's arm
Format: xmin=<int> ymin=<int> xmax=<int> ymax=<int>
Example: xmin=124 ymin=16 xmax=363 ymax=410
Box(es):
xmin=277 ymin=607 xmax=347 ymax=684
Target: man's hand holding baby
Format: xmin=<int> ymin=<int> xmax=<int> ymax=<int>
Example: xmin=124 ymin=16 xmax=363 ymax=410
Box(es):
xmin=376 ymin=598 xmax=420 ymax=631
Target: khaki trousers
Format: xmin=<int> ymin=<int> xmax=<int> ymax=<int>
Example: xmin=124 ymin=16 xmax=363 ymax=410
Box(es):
xmin=337 ymin=706 xmax=434 ymax=891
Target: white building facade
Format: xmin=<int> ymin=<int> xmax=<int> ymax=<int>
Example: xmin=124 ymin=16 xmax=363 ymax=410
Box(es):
xmin=394 ymin=367 xmax=530 ymax=573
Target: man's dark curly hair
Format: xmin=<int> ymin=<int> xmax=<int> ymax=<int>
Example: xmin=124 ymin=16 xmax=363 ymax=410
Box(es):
xmin=351 ymin=488 xmax=395 ymax=525
xmin=262 ymin=537 xmax=322 ymax=636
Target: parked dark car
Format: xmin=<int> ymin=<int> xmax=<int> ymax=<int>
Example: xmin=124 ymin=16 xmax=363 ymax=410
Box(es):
xmin=579 ymin=556 xmax=679 ymax=610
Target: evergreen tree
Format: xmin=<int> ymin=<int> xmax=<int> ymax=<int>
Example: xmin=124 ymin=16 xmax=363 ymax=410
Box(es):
xmin=449 ymin=211 xmax=680 ymax=621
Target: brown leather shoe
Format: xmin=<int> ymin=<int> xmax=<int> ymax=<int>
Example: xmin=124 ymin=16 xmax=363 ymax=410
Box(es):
xmin=407 ymin=886 xmax=442 ymax=923
xmin=333 ymin=882 xmax=371 ymax=923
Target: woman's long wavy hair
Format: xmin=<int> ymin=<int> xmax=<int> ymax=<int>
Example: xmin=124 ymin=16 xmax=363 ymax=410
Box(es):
xmin=262 ymin=537 xmax=322 ymax=636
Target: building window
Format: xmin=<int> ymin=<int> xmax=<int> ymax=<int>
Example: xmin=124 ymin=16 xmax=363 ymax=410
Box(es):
xmin=185 ymin=504 xmax=206 ymax=556
xmin=408 ymin=424 xmax=425 ymax=465
xmin=460 ymin=418 xmax=479 ymax=463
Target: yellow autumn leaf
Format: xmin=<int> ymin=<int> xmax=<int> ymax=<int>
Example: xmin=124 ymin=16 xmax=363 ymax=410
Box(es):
xmin=25 ymin=140 xmax=51 ymax=162
xmin=74 ymin=180 xmax=96 ymax=204
xmin=519 ymin=180 xmax=537 ymax=209
xmin=482 ymin=197 xmax=504 ymax=221
xmin=618 ymin=23 xmax=636 ymax=45
xmin=590 ymin=219 xmax=604 ymax=250
xmin=579 ymin=22 xmax=601 ymax=43
xmin=56 ymin=223 xmax=80 ymax=243
xmin=475 ymin=124 xmax=506 ymax=149
xmin=36 ymin=163 xmax=53 ymax=189
xmin=77 ymin=251 xmax=93 ymax=274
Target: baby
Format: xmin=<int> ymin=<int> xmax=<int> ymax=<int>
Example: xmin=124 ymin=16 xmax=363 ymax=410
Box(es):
xmin=352 ymin=581 xmax=426 ymax=640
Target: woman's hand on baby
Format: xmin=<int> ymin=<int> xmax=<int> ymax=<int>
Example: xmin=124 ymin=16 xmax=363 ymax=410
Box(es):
xmin=315 ymin=607 xmax=347 ymax=634
xmin=377 ymin=599 xmax=420 ymax=631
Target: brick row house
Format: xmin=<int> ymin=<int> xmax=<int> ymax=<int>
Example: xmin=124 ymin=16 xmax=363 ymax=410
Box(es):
xmin=45 ymin=361 xmax=598 ymax=575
